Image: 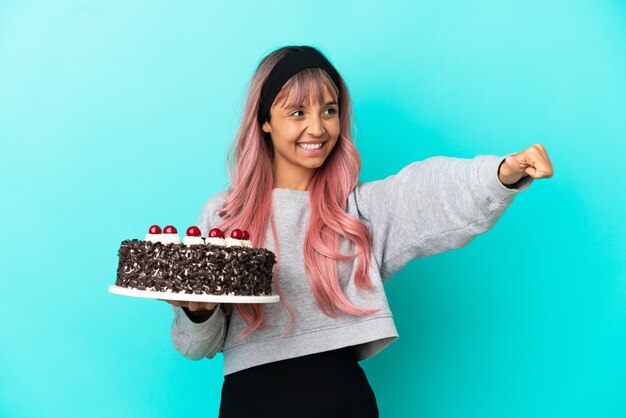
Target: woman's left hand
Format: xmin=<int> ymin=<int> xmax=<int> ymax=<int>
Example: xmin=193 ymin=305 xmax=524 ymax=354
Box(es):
xmin=498 ymin=144 xmax=554 ymax=186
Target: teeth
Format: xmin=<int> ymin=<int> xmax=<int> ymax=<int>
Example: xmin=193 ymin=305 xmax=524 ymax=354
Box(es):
xmin=298 ymin=143 xmax=323 ymax=150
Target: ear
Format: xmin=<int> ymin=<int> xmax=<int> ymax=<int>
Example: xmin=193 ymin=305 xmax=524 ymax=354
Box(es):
xmin=262 ymin=121 xmax=270 ymax=133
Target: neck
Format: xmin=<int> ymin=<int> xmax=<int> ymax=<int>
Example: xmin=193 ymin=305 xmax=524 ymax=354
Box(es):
xmin=273 ymin=161 xmax=315 ymax=191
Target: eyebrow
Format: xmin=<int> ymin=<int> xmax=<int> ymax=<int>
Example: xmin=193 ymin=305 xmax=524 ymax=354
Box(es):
xmin=283 ymin=101 xmax=338 ymax=110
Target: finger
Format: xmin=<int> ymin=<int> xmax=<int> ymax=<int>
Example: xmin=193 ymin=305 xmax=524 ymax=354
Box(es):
xmin=531 ymin=144 xmax=553 ymax=167
xmin=532 ymin=143 xmax=546 ymax=154
xmin=537 ymin=150 xmax=554 ymax=178
xmin=523 ymin=145 xmax=554 ymax=179
xmin=188 ymin=301 xmax=199 ymax=311
xmin=525 ymin=163 xmax=552 ymax=179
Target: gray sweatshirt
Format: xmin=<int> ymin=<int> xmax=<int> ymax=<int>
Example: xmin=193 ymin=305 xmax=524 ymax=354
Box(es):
xmin=170 ymin=155 xmax=532 ymax=375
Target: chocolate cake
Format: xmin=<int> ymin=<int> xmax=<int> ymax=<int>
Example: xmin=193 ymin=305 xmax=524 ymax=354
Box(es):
xmin=115 ymin=225 xmax=276 ymax=296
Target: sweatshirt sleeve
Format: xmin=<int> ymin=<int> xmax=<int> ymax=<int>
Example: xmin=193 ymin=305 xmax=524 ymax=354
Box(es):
xmin=169 ymin=193 xmax=229 ymax=360
xmin=354 ymin=155 xmax=533 ymax=281
xmin=170 ymin=305 xmax=228 ymax=360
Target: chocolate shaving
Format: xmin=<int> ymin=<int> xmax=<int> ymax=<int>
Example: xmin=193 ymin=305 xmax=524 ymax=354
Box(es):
xmin=116 ymin=240 xmax=276 ymax=296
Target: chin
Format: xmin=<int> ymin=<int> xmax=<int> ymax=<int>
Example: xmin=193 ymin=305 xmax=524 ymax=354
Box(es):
xmin=301 ymin=158 xmax=327 ymax=169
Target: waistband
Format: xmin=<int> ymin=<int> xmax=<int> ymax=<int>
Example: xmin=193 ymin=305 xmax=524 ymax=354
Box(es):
xmin=223 ymin=346 xmax=358 ymax=388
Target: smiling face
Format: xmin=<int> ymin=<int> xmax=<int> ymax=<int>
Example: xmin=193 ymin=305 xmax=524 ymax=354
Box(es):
xmin=261 ymin=72 xmax=340 ymax=190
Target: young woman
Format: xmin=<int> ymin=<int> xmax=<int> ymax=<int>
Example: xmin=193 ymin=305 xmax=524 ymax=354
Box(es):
xmin=164 ymin=45 xmax=553 ymax=417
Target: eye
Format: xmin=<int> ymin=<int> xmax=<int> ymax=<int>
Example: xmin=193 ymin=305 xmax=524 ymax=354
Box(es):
xmin=324 ymin=107 xmax=338 ymax=116
xmin=290 ymin=110 xmax=304 ymax=117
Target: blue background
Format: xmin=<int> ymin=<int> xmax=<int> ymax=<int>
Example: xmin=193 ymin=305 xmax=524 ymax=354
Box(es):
xmin=1 ymin=1 xmax=625 ymax=417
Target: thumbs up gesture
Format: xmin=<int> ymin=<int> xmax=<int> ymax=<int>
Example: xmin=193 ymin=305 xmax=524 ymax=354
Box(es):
xmin=498 ymin=144 xmax=554 ymax=186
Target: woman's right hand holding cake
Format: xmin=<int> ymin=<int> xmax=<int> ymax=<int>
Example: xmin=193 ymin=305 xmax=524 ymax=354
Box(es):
xmin=161 ymin=300 xmax=219 ymax=323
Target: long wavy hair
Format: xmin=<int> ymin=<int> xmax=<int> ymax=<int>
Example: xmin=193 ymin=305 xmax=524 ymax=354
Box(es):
xmin=217 ymin=46 xmax=379 ymax=339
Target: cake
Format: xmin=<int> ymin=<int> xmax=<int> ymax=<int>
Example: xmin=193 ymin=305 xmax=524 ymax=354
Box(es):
xmin=115 ymin=225 xmax=276 ymax=296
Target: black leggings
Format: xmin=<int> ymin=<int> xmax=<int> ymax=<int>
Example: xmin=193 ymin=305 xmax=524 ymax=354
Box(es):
xmin=219 ymin=347 xmax=379 ymax=417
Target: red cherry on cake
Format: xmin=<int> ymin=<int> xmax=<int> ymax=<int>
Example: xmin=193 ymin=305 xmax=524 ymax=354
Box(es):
xmin=230 ymin=229 xmax=243 ymax=239
xmin=148 ymin=225 xmax=162 ymax=235
xmin=242 ymin=230 xmax=250 ymax=240
xmin=186 ymin=226 xmax=201 ymax=237
xmin=163 ymin=225 xmax=177 ymax=234
xmin=208 ymin=228 xmax=225 ymax=238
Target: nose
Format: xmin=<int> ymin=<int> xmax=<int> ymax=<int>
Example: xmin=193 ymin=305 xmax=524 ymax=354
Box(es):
xmin=306 ymin=113 xmax=326 ymax=137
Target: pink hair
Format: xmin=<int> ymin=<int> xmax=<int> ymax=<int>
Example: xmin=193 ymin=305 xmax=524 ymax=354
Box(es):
xmin=216 ymin=46 xmax=379 ymax=340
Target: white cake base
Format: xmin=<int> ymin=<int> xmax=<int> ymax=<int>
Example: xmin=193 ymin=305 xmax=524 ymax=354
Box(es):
xmin=108 ymin=285 xmax=280 ymax=303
